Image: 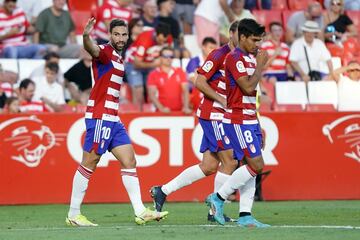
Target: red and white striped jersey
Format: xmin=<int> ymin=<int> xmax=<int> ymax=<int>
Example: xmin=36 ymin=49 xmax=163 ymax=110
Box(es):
xmin=223 ymin=48 xmax=258 ymax=125
xmin=94 ymin=0 xmax=132 ymax=41
xmin=196 ymin=44 xmax=231 ymax=121
xmin=261 ymin=40 xmax=290 ymax=74
xmin=19 ymin=100 xmax=47 ymax=113
xmin=86 ymin=44 xmax=124 ymax=122
xmin=0 ymin=7 xmax=29 ymax=49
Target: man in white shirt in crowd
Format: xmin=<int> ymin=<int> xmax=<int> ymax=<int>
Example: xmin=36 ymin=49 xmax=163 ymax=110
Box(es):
xmin=33 ymin=62 xmax=65 ymax=112
xmin=289 ymin=21 xmax=333 ymax=82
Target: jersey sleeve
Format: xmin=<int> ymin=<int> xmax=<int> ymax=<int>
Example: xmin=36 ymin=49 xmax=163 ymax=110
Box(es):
xmin=97 ymin=45 xmax=111 ymax=64
xmin=227 ymin=54 xmax=248 ymax=80
xmin=197 ymin=50 xmax=222 ymax=80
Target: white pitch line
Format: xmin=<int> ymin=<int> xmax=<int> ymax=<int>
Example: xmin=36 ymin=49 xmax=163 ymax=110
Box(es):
xmin=1 ymin=225 xmax=360 ymax=232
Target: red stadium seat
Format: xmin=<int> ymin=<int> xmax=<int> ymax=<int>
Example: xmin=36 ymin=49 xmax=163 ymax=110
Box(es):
xmin=287 ymin=0 xmax=317 ymax=10
xmin=68 ymin=0 xmax=97 ymax=12
xmin=71 ymin=11 xmax=92 ymax=35
xmin=273 ymin=104 xmax=303 ymax=112
xmin=252 ymin=10 xmax=283 ymax=30
xmin=305 ymin=104 xmax=336 ymax=112
xmin=270 ymin=0 xmax=289 ymax=10
xmin=282 ymin=10 xmax=296 ymax=29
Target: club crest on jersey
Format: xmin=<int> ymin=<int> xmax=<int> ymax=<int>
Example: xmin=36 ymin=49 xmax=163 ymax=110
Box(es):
xmin=323 ymin=114 xmax=360 ymax=163
xmin=236 ymin=61 xmax=246 ymax=73
xmin=224 ymin=135 xmax=230 ymax=145
xmin=249 ymin=144 xmax=256 ymax=153
xmin=202 ymin=61 xmax=214 ymax=73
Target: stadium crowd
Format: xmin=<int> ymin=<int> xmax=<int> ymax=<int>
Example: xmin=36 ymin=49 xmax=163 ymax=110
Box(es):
xmin=0 ymin=0 xmax=359 ymax=114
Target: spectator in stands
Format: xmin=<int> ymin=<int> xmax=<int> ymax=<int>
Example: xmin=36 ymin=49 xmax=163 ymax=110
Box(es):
xmin=286 ymin=1 xmax=324 ymax=45
xmin=219 ymin=0 xmax=255 ymax=45
xmin=32 ymin=62 xmax=65 ymax=112
xmin=130 ymin=22 xmax=171 ymax=106
xmin=30 ymin=51 xmax=64 ymax=84
xmin=156 ymin=0 xmax=181 ymax=46
xmin=17 ymin=78 xmax=47 ymax=112
xmin=0 ymin=0 xmax=46 ymax=59
xmin=172 ymin=0 xmax=197 ymax=34
xmin=0 ymin=62 xmax=18 ymax=98
xmin=141 ymin=0 xmax=158 ymax=30
xmin=261 ymin=22 xmax=293 ymax=83
xmin=323 ymin=0 xmax=358 ymax=44
xmin=332 ymin=60 xmax=360 ymax=111
xmin=324 ymin=0 xmax=360 ymax=10
xmin=244 ymin=0 xmax=271 ymax=10
xmin=289 ymin=21 xmax=333 ymax=82
xmin=194 ymin=0 xmax=234 ymax=46
xmin=64 ymin=49 xmax=92 ymax=105
xmin=186 ymin=36 xmax=217 ymax=110
xmin=147 ymin=46 xmax=191 ymax=113
xmin=2 ymin=96 xmax=19 ymax=113
xmin=94 ymin=0 xmax=133 ymax=44
xmin=34 ymin=0 xmax=80 ymax=58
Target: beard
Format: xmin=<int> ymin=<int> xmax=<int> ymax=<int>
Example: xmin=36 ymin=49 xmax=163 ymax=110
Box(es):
xmin=111 ymin=40 xmax=126 ymax=51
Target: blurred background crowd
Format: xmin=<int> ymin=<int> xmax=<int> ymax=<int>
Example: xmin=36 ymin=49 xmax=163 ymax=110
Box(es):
xmin=0 ymin=0 xmax=359 ymax=114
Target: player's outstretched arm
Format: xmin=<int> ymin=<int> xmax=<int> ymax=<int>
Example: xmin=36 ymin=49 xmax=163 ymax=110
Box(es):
xmin=83 ymin=17 xmax=100 ymax=58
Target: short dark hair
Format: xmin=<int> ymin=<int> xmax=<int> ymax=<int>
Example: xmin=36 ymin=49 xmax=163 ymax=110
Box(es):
xmin=156 ymin=22 xmax=171 ymax=37
xmin=109 ymin=19 xmax=128 ymax=33
xmin=44 ymin=51 xmax=60 ymax=61
xmin=45 ymin=62 xmax=59 ymax=74
xmin=238 ymin=18 xmax=265 ymax=38
xmin=269 ymin=21 xmax=283 ymax=31
xmin=19 ymin=78 xmax=35 ymax=90
xmin=160 ymin=46 xmax=174 ymax=56
xmin=202 ymin=37 xmax=217 ymax=46
xmin=229 ymin=20 xmax=240 ymax=33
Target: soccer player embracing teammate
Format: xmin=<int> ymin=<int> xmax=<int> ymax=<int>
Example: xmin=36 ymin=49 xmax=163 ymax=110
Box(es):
xmin=206 ymin=18 xmax=270 ymax=227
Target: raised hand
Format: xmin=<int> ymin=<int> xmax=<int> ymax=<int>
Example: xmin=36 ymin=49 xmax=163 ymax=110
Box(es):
xmin=256 ymin=50 xmax=269 ymax=67
xmin=83 ymin=17 xmax=96 ymax=36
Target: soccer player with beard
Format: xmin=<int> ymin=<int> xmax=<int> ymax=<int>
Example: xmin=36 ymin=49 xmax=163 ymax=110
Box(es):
xmin=206 ymin=18 xmax=270 ymax=227
xmin=65 ymin=18 xmax=168 ymax=227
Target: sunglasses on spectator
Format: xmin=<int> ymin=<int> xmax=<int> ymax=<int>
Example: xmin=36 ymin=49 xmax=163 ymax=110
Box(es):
xmin=161 ymin=54 xmax=174 ymax=59
xmin=348 ymin=69 xmax=360 ymax=72
xmin=331 ymin=1 xmax=342 ymax=6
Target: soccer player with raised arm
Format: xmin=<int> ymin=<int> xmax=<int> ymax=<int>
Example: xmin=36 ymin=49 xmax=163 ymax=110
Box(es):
xmin=151 ymin=21 xmax=263 ymax=222
xmin=206 ymin=18 xmax=270 ymax=227
xmin=65 ymin=18 xmax=168 ymax=227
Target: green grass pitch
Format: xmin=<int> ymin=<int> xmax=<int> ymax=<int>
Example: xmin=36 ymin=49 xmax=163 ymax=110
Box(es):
xmin=1 ymin=201 xmax=359 ymax=240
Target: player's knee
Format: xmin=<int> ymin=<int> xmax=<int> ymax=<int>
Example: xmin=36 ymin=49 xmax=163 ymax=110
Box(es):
xmin=222 ymin=159 xmax=238 ymax=172
xmin=199 ymin=162 xmax=217 ymax=176
xmin=121 ymin=156 xmax=137 ymax=169
xmin=247 ymin=157 xmax=264 ymax=174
